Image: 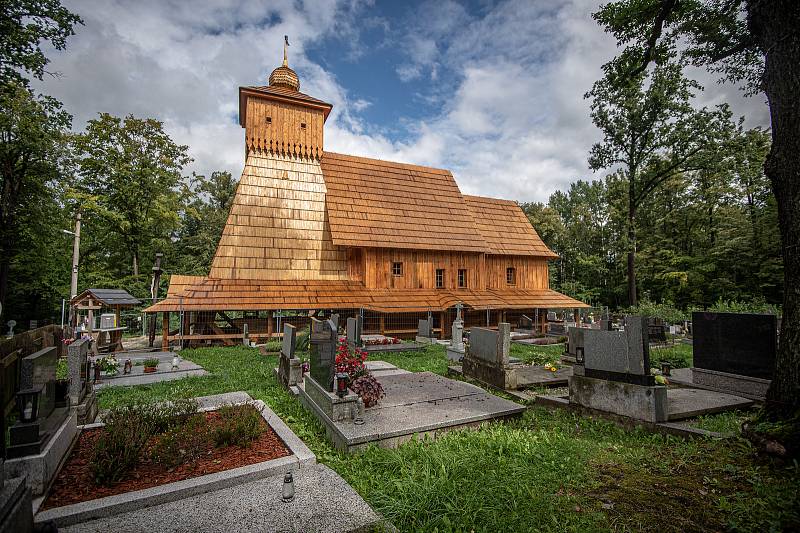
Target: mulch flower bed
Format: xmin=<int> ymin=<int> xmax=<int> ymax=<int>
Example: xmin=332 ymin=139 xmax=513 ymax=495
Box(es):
xmin=42 ymin=409 xmax=290 ymax=510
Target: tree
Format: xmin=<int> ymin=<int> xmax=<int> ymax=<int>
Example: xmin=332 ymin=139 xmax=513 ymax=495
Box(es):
xmin=0 ymin=0 xmax=83 ymax=86
xmin=586 ymin=60 xmax=734 ymax=306
xmin=71 ymin=114 xmax=192 ymax=278
xmin=174 ymin=171 xmax=237 ymax=274
xmin=593 ymin=0 xmax=800 ymax=420
xmin=0 ymin=82 xmax=71 ymax=313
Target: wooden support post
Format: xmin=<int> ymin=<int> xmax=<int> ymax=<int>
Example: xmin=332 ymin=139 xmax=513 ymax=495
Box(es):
xmin=267 ymin=310 xmax=273 ymax=339
xmin=501 ymin=311 xmax=506 ymax=325
xmin=540 ymin=310 xmax=547 ymax=335
xmin=439 ymin=311 xmax=446 ymax=340
xmin=574 ymin=309 xmax=580 ymax=324
xmin=379 ymin=314 xmax=386 ymax=336
xmin=162 ymin=312 xmax=169 ymax=351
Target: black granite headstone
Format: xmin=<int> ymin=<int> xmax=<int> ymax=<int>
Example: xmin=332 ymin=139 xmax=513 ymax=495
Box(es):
xmin=692 ymin=312 xmax=777 ymax=379
xmin=310 ymin=315 xmax=339 ymax=391
xmin=19 ymin=347 xmax=57 ymax=420
xmin=647 ymin=318 xmax=667 ymax=343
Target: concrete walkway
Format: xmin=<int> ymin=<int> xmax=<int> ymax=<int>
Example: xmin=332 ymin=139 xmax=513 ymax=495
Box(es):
xmin=60 ymin=464 xmax=384 ymax=533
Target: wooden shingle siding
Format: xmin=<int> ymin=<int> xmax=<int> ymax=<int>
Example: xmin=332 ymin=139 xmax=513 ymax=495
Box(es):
xmin=243 ymin=96 xmax=325 ymax=159
xmin=209 ymin=152 xmax=349 ymax=281
xmin=356 ymin=248 xmax=486 ymax=290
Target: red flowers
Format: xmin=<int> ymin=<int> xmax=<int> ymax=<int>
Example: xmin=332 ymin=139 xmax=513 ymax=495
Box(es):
xmin=335 ymin=339 xmax=368 ymax=381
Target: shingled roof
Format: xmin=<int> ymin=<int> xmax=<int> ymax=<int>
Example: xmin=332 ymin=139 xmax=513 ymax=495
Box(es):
xmin=147 ymin=277 xmax=588 ymax=313
xmin=322 ymin=152 xmax=489 ymax=253
xmin=464 ymin=195 xmax=558 ymax=258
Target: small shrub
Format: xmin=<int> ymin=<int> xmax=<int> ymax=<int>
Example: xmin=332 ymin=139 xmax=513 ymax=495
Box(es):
xmin=151 ymin=414 xmax=210 ymax=468
xmin=142 ymin=357 xmax=161 ymax=368
xmin=212 ymin=404 xmax=264 ymax=448
xmin=350 ymin=374 xmax=385 ymax=408
xmin=148 ymin=398 xmax=200 ymax=433
xmin=91 ymin=405 xmax=154 ymax=485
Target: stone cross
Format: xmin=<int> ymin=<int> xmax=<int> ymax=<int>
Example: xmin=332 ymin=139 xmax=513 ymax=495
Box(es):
xmin=278 ymin=323 xmax=301 ymax=387
xmin=6 ymin=319 xmax=15 ymax=337
xmin=451 ymin=303 xmax=465 ymax=351
xmin=455 ymin=303 xmax=463 ymax=322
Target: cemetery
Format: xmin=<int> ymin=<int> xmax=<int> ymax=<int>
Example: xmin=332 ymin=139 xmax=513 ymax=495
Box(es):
xmin=2 ymin=2 xmax=799 ymax=531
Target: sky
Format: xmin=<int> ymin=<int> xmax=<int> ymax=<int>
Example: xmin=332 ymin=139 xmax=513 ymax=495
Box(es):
xmin=34 ymin=0 xmax=770 ymax=203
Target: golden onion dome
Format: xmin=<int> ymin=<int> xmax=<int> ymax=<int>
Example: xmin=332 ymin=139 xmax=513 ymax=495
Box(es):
xmin=269 ymin=36 xmax=300 ymax=91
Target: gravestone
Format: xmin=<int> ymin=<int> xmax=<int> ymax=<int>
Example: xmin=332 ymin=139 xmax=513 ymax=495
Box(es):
xmin=6 ymin=319 xmax=15 ymax=337
xmin=415 ymin=318 xmax=434 ymax=344
xmin=519 ymin=314 xmax=534 ymax=330
xmin=469 ymin=325 xmax=510 ymax=367
xmin=548 ymin=322 xmax=565 ymax=336
xmin=278 ymin=323 xmax=301 ymax=388
xmin=346 ymin=316 xmax=362 ymax=348
xmin=310 ymin=315 xmax=339 ymax=392
xmin=563 ymin=327 xmax=585 ymax=363
xmin=690 ymin=312 xmax=776 ymax=399
xmin=693 ymin=312 xmax=776 ymax=379
xmin=581 ymin=316 xmax=653 ymax=386
xmin=648 ymin=318 xmax=667 ymax=343
xmin=446 ymin=304 xmax=465 ymax=362
xmin=8 ymin=347 xmax=70 ymax=458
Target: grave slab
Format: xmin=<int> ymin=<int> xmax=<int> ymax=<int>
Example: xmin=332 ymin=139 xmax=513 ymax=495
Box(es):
xmin=93 ymin=353 xmax=207 ymax=389
xmin=56 ymin=464 xmax=382 ymax=533
xmin=666 ymin=388 xmax=754 ymax=420
xmin=668 ymin=367 xmax=769 ymax=401
xmin=299 ymin=371 xmax=524 ymax=452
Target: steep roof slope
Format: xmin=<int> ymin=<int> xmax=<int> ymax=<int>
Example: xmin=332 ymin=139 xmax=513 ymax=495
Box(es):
xmin=321 ymin=152 xmax=489 ymax=253
xmin=463 ymin=195 xmax=558 ymax=258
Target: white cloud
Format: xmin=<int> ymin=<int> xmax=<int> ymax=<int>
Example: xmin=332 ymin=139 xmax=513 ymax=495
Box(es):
xmin=33 ymin=0 xmax=770 ymax=206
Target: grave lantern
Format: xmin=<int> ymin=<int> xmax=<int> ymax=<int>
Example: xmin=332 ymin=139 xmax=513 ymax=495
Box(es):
xmin=16 ymin=387 xmax=42 ymax=423
xmin=282 ymin=471 xmax=295 ymax=502
xmin=335 ymin=372 xmax=350 ymax=398
xmin=575 ymin=347 xmax=585 ymax=365
xmin=123 ymin=359 xmax=133 ymax=374
xmin=660 ymin=361 xmax=672 ymax=376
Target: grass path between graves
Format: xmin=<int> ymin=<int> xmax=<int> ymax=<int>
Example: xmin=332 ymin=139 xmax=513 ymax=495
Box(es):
xmin=97 ymin=345 xmax=799 ymax=532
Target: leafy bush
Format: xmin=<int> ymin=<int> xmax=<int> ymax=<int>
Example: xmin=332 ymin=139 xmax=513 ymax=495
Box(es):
xmin=212 ymin=404 xmax=264 ymax=448
xmin=56 ymin=357 xmax=68 ymax=380
xmin=699 ymin=298 xmax=780 ymax=316
xmin=295 ymin=328 xmax=310 ymax=353
xmin=349 ymin=374 xmax=385 ymax=408
xmin=151 ymin=414 xmax=210 ymax=468
xmin=148 ymin=398 xmax=200 ymax=433
xmin=624 ymin=298 xmax=687 ymax=324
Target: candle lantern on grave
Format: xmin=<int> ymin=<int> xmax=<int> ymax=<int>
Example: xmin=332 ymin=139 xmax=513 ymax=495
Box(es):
xmin=16 ymin=387 xmax=42 ymax=423
xmin=123 ymin=359 xmax=133 ymax=374
xmin=282 ymin=472 xmax=295 ymax=502
xmin=660 ymin=361 xmax=672 ymax=376
xmin=335 ymin=372 xmax=350 ymax=398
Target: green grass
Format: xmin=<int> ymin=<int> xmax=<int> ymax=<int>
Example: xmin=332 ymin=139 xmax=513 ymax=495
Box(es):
xmin=693 ymin=410 xmax=749 ymax=434
xmin=97 ymin=345 xmax=799 ymax=532
xmin=510 ymin=342 xmax=565 ymax=365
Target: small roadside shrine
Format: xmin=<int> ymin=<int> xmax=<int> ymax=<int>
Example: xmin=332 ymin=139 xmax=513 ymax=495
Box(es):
xmin=71 ymin=288 xmax=141 ymax=353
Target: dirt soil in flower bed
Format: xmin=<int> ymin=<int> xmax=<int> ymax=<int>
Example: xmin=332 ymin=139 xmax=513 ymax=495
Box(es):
xmin=41 ymin=409 xmax=290 ymax=510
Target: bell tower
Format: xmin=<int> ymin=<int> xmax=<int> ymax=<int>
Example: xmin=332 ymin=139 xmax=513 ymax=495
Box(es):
xmin=238 ymin=37 xmax=332 ymax=160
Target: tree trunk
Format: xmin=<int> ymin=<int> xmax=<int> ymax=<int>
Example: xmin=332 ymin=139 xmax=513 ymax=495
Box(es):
xmin=627 ymin=180 xmax=638 ymax=307
xmin=750 ymin=0 xmax=800 ymax=414
xmin=132 ymin=251 xmax=139 ymax=277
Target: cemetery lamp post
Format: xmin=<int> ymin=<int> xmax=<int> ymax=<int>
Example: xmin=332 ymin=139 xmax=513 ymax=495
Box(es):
xmin=63 ymin=211 xmax=82 ymax=333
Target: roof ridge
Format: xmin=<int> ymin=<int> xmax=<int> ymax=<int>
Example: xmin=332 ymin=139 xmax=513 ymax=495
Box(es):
xmin=322 ymin=151 xmax=451 ymax=175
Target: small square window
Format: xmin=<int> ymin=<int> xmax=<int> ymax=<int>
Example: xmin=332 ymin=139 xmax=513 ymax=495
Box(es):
xmin=265 ymin=116 xmax=272 ymax=125
xmin=506 ymin=267 xmax=516 ymax=285
xmin=458 ymin=269 xmax=467 ymax=288
xmin=300 ymin=122 xmax=307 ymax=129
xmin=435 ymin=269 xmax=445 ymax=288
xmin=392 ymin=262 xmax=403 ymax=276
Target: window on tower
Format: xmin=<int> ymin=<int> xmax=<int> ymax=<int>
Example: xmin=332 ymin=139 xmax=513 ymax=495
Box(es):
xmin=458 ymin=269 xmax=467 ymax=288
xmin=392 ymin=262 xmax=403 ymax=276
xmin=435 ymin=269 xmax=445 ymax=288
xmin=506 ymin=267 xmax=516 ymax=285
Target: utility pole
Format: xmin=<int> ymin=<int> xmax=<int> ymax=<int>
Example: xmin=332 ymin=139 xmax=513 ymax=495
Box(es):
xmin=148 ymin=253 xmax=164 ymax=347
xmin=65 ymin=211 xmax=82 ymax=335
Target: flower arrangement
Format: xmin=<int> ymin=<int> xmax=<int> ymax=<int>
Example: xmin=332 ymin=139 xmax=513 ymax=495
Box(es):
xmin=349 ymin=375 xmax=385 ymax=407
xmin=363 ymin=337 xmax=402 ymax=346
xmin=96 ymin=355 xmax=119 ymax=376
xmin=543 ymin=362 xmax=559 ymax=373
xmin=335 ymin=339 xmax=368 ymax=381
xmin=333 ymin=339 xmax=385 ymax=407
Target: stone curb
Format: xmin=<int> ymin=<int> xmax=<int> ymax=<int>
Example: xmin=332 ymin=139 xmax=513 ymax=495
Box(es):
xmin=35 ymin=392 xmax=316 ymax=528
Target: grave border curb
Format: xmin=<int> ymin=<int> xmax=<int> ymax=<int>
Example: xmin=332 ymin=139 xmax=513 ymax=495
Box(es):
xmin=35 ymin=393 xmax=315 ymax=528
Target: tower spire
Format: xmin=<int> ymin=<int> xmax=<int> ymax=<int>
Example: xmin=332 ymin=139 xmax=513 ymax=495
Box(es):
xmin=283 ymin=35 xmax=289 ymax=67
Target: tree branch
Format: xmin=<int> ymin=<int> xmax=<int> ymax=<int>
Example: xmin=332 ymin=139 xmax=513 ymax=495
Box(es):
xmin=630 ymin=0 xmax=679 ymax=77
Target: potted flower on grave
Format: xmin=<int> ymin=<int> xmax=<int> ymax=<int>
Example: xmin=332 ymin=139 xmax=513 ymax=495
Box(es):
xmin=334 ymin=339 xmax=385 ymax=407
xmin=142 ymin=357 xmax=160 ymax=373
xmin=97 ymin=355 xmax=120 ymax=376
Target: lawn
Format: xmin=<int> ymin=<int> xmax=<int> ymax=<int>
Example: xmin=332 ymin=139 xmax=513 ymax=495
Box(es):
xmin=97 ymin=344 xmax=799 ymax=532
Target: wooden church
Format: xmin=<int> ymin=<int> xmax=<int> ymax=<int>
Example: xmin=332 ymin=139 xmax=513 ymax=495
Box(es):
xmin=146 ymin=44 xmax=587 ymax=347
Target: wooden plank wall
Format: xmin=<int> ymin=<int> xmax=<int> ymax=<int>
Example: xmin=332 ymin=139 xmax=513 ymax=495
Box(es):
xmin=209 ymin=152 xmax=349 ymax=280
xmin=484 ymin=255 xmax=549 ymax=289
xmin=244 ymin=97 xmax=324 ymax=159
xmin=358 ymin=248 xmax=485 ymax=289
